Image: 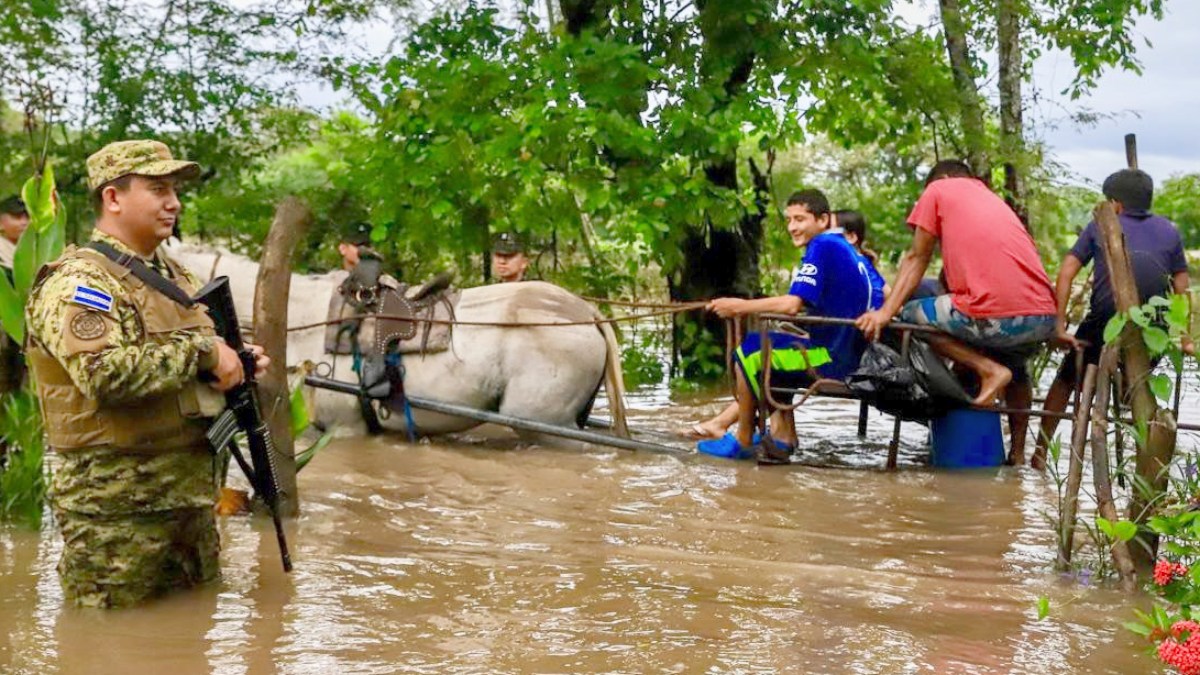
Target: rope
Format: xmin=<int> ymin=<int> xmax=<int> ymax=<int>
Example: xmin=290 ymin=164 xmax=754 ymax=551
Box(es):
xmin=578 ymin=295 xmax=702 ymax=309
xmin=286 ymin=301 xmax=710 ymax=333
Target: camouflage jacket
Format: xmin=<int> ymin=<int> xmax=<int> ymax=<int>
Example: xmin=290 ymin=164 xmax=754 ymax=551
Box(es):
xmin=26 ymin=232 xmax=219 ymax=514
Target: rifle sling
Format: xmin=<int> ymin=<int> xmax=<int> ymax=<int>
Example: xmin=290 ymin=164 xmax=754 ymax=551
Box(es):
xmin=86 ymin=241 xmax=196 ymax=308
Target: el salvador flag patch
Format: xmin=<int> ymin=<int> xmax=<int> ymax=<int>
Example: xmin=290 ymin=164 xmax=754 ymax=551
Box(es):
xmin=70 ymin=285 xmax=114 ymax=313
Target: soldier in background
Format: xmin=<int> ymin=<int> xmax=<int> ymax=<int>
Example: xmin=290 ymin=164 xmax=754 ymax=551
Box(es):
xmin=25 ymin=140 xmax=269 ymax=608
xmin=491 ymin=231 xmax=528 ymax=283
xmin=0 ymin=197 xmax=29 ymax=395
xmin=0 ymin=196 xmax=29 ymax=274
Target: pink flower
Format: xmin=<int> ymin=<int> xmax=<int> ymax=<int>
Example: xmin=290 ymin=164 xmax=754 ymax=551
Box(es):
xmin=1158 ymin=622 xmax=1200 ymax=675
xmin=1155 ymin=560 xmax=1190 ymax=586
xmin=1158 ymin=560 xmax=1178 ymax=586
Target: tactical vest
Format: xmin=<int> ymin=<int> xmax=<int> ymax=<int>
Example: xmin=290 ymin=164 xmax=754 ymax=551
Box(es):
xmin=28 ymin=246 xmax=221 ymax=453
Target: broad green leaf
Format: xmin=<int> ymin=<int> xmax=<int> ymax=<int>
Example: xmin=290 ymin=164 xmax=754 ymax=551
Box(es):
xmin=290 ymin=383 xmax=310 ymax=437
xmin=1103 ymin=313 xmax=1127 ymax=344
xmin=1037 ymin=596 xmax=1050 ymax=620
xmin=1169 ymin=293 xmax=1190 ymax=330
xmin=0 ymin=272 xmax=25 ymax=344
xmin=37 ymin=214 xmax=64 ymax=267
xmin=1149 ymin=373 xmax=1172 ymax=402
xmin=296 ymin=432 xmax=333 ymax=472
xmin=1123 ymin=621 xmax=1152 ymax=637
xmin=1142 ymin=326 xmax=1170 ymax=354
xmin=12 ymin=228 xmax=39 ymax=298
xmin=1112 ymin=520 xmax=1138 ymax=542
xmin=1149 ymin=295 xmax=1171 ymax=308
xmin=19 ymin=170 xmax=53 ymax=228
xmin=1129 ymin=305 xmax=1149 ymax=328
xmin=1095 ymin=516 xmax=1114 ymax=539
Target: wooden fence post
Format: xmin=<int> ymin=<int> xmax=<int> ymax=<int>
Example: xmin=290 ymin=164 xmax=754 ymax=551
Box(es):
xmin=252 ymin=196 xmax=312 ymax=518
xmin=1094 ymin=201 xmax=1178 ymax=572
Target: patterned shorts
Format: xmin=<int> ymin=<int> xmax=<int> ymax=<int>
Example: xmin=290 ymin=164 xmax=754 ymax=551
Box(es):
xmin=899 ymin=294 xmax=1056 ymax=351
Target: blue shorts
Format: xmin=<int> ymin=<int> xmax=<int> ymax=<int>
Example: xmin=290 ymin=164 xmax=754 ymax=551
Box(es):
xmin=899 ymin=295 xmax=1055 ymax=351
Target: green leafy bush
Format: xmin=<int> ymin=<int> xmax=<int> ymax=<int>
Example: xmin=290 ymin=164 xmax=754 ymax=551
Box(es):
xmin=0 ymin=390 xmax=47 ymax=529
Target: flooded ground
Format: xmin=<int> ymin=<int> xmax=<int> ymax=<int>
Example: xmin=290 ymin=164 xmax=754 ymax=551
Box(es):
xmin=4 ymin=370 xmax=1199 ymax=674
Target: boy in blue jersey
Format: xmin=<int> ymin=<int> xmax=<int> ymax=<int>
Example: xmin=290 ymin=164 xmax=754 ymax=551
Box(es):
xmin=701 ymin=190 xmax=881 ymax=464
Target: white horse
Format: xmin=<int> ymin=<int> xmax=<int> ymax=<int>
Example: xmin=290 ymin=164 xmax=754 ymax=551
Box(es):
xmin=167 ymin=242 xmax=628 ymax=443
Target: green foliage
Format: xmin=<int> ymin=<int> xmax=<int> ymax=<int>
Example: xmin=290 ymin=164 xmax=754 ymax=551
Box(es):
xmin=0 ymin=165 xmax=65 ymax=344
xmin=1096 ymin=516 xmax=1139 ymax=542
xmin=620 ymin=330 xmax=666 ymax=390
xmin=289 ymin=375 xmax=331 ymax=473
xmin=0 ymin=0 xmax=380 ymax=242
xmin=0 ymin=390 xmax=48 ymax=529
xmin=675 ymin=320 xmax=727 ymax=381
xmin=1158 ymin=174 xmax=1200 ymax=248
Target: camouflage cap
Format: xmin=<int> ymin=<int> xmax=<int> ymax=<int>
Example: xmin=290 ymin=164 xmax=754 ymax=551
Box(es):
xmin=491 ymin=231 xmax=523 ymax=255
xmin=86 ymin=140 xmax=201 ymax=191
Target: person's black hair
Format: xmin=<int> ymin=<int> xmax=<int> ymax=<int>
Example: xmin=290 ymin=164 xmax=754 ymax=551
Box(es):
xmin=1102 ymin=168 xmax=1154 ymax=212
xmin=785 ymin=189 xmax=830 ymax=217
xmin=0 ymin=196 xmax=26 ymax=216
xmin=835 ymin=209 xmax=866 ymax=241
xmin=835 ymin=209 xmax=879 ymax=264
xmin=924 ymin=159 xmax=975 ymax=186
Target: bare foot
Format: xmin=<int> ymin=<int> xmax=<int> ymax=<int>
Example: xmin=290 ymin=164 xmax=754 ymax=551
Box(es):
xmin=972 ymin=365 xmax=1012 ymax=406
xmin=683 ymin=421 xmax=725 ymax=440
xmin=1029 ymin=451 xmax=1047 ymax=471
xmin=1006 ymin=452 xmax=1024 ymax=467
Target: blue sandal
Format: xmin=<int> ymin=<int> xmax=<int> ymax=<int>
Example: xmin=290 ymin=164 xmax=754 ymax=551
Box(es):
xmin=697 ymin=433 xmax=755 ymax=459
xmin=697 ymin=433 xmax=794 ymax=460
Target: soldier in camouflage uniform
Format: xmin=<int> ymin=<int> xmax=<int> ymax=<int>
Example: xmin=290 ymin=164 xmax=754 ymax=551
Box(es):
xmin=25 ymin=140 xmax=269 ymax=608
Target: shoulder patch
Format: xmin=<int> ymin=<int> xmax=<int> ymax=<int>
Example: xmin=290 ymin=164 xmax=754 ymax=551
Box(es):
xmin=70 ymin=285 xmax=114 ymax=313
xmin=70 ymin=311 xmax=108 ymax=340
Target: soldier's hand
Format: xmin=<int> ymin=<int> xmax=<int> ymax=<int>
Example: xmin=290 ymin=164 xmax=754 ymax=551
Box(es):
xmin=245 ymin=342 xmax=271 ymax=378
xmin=208 ymin=341 xmax=245 ymax=392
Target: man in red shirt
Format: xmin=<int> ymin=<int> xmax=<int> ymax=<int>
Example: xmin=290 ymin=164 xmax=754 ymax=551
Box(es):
xmin=857 ymin=160 xmax=1057 ymax=462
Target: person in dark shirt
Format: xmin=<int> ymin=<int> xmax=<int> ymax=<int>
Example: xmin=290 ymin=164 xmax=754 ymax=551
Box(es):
xmin=1032 ymin=168 xmax=1193 ymax=469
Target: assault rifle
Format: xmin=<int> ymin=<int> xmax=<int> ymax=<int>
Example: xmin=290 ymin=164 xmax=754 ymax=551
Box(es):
xmin=194 ymin=276 xmax=293 ymax=573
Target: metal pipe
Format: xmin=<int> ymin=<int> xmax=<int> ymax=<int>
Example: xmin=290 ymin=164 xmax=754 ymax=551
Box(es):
xmin=304 ymin=376 xmax=687 ymax=456
xmin=758 ymin=313 xmax=944 ymax=335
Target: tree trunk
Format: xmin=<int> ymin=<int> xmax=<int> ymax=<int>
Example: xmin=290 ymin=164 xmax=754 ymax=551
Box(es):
xmin=1094 ymin=201 xmax=1176 ymax=572
xmin=997 ymin=0 xmax=1027 ymax=227
xmin=938 ymin=0 xmax=989 ymax=174
xmin=665 ymin=0 xmax=768 ymax=377
xmin=559 ymin=0 xmax=766 ymax=377
xmin=252 ymin=196 xmax=311 ymax=518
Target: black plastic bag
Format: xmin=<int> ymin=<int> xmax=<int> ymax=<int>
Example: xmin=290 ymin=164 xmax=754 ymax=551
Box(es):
xmin=847 ymin=339 xmax=971 ymax=421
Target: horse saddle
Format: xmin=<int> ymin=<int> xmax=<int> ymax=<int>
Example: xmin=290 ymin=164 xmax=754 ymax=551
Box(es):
xmin=324 ymin=272 xmax=459 ymax=357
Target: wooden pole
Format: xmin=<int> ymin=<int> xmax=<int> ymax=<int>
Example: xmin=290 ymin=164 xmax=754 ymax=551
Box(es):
xmin=1092 ymin=347 xmax=1138 ymax=591
xmin=1094 ymin=200 xmax=1177 ymax=572
xmin=1058 ymin=363 xmax=1097 ymax=568
xmin=886 ymin=332 xmax=911 ymax=471
xmin=1124 ymin=133 xmax=1138 ymax=170
xmin=252 ymin=197 xmax=312 ymax=518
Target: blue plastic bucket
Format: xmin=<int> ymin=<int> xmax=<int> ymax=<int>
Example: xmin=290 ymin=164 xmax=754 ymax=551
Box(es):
xmin=930 ymin=408 xmax=1005 ymax=469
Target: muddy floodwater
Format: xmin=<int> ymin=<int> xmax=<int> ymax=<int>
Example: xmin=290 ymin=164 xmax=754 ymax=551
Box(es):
xmin=4 ymin=377 xmax=1197 ymax=674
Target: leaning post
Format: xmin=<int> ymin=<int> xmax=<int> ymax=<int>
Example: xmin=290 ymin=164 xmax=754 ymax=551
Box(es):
xmin=252 ymin=196 xmax=312 ymax=518
xmin=1094 ymin=200 xmax=1177 ymax=572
